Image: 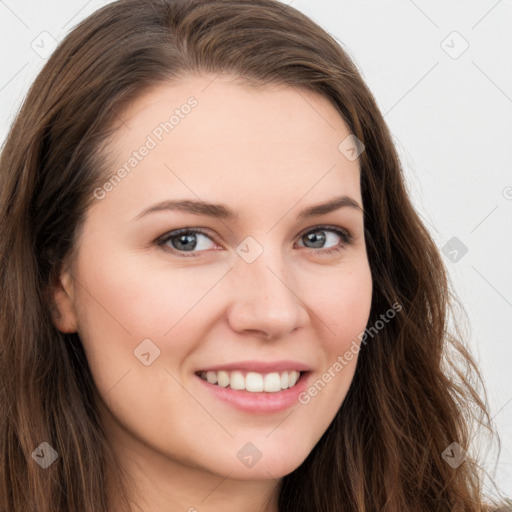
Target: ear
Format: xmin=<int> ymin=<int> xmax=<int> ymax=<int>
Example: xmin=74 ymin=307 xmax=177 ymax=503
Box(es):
xmin=50 ymin=269 xmax=78 ymax=333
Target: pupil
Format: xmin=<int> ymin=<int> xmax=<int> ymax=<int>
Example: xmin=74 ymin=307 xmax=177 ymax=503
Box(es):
xmin=306 ymin=231 xmax=325 ymax=248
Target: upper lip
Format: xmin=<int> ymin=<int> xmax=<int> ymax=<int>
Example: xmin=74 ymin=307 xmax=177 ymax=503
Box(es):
xmin=195 ymin=360 xmax=312 ymax=374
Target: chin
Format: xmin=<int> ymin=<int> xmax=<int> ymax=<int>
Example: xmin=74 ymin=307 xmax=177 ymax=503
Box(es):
xmin=214 ymin=443 xmax=312 ymax=481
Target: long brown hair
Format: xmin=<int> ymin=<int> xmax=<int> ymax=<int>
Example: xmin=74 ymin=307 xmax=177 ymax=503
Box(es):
xmin=0 ymin=0 xmax=508 ymax=510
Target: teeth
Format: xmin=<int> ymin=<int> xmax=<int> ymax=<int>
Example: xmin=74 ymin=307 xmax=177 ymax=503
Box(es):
xmin=230 ymin=371 xmax=245 ymax=390
xmin=217 ymin=371 xmax=229 ymax=388
xmin=198 ymin=370 xmax=302 ymax=392
xmin=206 ymin=371 xmax=217 ymax=384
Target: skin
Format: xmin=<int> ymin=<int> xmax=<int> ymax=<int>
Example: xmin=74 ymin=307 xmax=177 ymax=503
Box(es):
xmin=52 ymin=73 xmax=373 ymax=512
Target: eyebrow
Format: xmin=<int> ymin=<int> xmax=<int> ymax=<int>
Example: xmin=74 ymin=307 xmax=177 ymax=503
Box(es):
xmin=132 ymin=194 xmax=363 ymax=222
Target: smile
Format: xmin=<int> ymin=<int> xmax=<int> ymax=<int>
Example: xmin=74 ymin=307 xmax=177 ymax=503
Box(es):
xmin=196 ymin=370 xmax=303 ymax=393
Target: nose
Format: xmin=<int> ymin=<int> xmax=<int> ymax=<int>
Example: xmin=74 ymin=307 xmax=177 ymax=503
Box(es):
xmin=225 ymin=249 xmax=309 ymax=340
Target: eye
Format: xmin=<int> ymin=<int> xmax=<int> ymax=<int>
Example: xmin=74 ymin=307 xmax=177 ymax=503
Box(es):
xmin=157 ymin=228 xmax=218 ymax=256
xmin=296 ymin=225 xmax=352 ymax=255
xmin=156 ymin=225 xmax=352 ymax=257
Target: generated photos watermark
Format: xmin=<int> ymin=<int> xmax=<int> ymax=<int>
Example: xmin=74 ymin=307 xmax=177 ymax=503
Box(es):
xmin=93 ymin=96 xmax=198 ymax=200
xmin=298 ymin=302 xmax=402 ymax=405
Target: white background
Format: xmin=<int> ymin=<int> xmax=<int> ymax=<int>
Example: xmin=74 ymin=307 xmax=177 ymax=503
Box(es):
xmin=1 ymin=0 xmax=511 ymax=501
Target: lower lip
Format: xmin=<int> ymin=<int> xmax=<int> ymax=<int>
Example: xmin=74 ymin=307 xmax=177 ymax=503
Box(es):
xmin=195 ymin=372 xmax=312 ymax=414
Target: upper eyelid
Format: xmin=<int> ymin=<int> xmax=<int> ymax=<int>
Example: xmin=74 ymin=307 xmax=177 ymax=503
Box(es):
xmin=302 ymin=224 xmax=351 ymax=237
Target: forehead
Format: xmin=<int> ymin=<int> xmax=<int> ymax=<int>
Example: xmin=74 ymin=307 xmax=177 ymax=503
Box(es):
xmin=95 ymin=74 xmax=362 ymax=219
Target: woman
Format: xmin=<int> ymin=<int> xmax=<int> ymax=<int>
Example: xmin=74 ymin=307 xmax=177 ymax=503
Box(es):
xmin=0 ymin=0 xmax=508 ymax=510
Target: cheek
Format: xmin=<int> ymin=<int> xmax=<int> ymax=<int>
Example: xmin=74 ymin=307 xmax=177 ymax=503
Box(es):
xmin=311 ymin=261 xmax=373 ymax=348
xmin=301 ymin=263 xmax=371 ymax=395
xmin=75 ymin=245 xmax=228 ymax=335
xmin=71 ymin=247 xmax=230 ymax=390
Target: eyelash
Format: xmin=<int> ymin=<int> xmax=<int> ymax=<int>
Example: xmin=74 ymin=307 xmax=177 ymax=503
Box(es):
xmin=156 ymin=225 xmax=353 ymax=258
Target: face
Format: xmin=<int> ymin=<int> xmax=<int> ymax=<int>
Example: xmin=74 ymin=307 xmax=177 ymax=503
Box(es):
xmin=53 ymin=74 xmax=372 ymax=485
